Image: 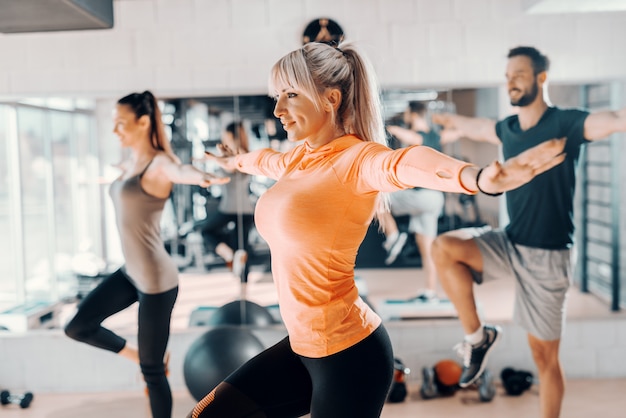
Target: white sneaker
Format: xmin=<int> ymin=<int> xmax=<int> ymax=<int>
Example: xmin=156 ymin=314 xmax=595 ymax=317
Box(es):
xmin=232 ymin=249 xmax=248 ymax=280
xmin=384 ymin=232 xmax=408 ymax=265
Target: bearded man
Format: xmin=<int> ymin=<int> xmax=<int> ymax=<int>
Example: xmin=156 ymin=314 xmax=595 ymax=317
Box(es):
xmin=431 ymin=46 xmax=626 ymax=418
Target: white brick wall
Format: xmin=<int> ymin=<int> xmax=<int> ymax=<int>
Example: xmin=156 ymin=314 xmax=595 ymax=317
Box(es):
xmin=0 ymin=0 xmax=624 ymax=98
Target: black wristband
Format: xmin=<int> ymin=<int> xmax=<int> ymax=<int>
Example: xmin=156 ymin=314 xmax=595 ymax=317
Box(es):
xmin=476 ymin=167 xmax=503 ymax=197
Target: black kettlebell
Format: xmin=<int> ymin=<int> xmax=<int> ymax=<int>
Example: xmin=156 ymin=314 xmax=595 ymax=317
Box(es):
xmin=387 ymin=358 xmax=410 ymax=403
xmin=501 ymin=367 xmax=533 ymax=396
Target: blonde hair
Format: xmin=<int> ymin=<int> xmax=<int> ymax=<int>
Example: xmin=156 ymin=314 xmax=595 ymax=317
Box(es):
xmin=269 ymin=42 xmax=390 ymax=217
xmin=269 ymin=42 xmax=387 ymax=146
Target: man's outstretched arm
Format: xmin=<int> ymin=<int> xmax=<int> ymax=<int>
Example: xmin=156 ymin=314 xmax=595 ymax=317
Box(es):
xmin=431 ymin=113 xmax=500 ymax=145
xmin=584 ymin=107 xmax=626 ymax=141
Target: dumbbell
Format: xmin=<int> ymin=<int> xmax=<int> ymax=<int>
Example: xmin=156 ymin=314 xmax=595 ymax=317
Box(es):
xmin=476 ymin=369 xmax=496 ymax=402
xmin=419 ymin=366 xmax=439 ymax=399
xmin=0 ymin=390 xmax=34 ymax=408
xmin=420 ymin=359 xmax=462 ymax=400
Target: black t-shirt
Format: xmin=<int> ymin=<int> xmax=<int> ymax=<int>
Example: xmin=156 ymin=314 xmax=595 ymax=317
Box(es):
xmin=419 ymin=129 xmax=442 ymax=152
xmin=386 ymin=128 xmax=441 ymax=152
xmin=496 ymin=106 xmax=590 ymax=249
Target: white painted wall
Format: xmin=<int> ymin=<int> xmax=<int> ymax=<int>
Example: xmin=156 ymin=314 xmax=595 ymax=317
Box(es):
xmin=2 ymin=318 xmax=625 ymax=393
xmin=0 ymin=0 xmax=625 ymax=99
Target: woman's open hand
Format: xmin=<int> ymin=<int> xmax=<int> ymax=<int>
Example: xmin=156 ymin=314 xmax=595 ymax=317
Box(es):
xmin=204 ymin=143 xmax=243 ymax=172
xmin=478 ymin=137 xmax=566 ymax=194
xmin=198 ymin=172 xmax=230 ymax=188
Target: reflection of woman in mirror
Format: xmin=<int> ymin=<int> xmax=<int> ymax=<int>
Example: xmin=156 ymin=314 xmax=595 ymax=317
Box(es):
xmin=195 ymin=121 xmax=255 ymax=274
xmin=193 ymin=42 xmax=565 ymax=418
xmin=380 ymin=101 xmax=446 ymax=302
xmin=64 ymin=90 xmax=228 ymax=418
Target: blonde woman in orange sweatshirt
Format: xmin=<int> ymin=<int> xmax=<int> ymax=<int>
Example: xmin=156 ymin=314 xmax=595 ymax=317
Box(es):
xmin=188 ymin=42 xmax=565 ymax=418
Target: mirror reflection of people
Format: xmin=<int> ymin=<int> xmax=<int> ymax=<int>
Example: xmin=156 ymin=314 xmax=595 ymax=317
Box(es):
xmin=380 ymin=101 xmax=446 ymax=302
xmin=431 ymin=46 xmax=626 ymax=418
xmin=64 ymin=91 xmax=229 ymax=418
xmin=195 ymin=121 xmax=255 ymax=274
xmin=192 ymin=42 xmax=566 ymax=418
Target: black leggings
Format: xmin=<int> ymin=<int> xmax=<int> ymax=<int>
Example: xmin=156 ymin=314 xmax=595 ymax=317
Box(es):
xmin=64 ymin=268 xmax=178 ymax=418
xmin=196 ymin=211 xmax=255 ymax=253
xmin=188 ymin=325 xmax=394 ymax=418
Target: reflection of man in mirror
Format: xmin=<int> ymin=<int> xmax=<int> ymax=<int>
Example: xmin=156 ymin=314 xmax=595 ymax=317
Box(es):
xmin=431 ymin=45 xmax=626 ymax=418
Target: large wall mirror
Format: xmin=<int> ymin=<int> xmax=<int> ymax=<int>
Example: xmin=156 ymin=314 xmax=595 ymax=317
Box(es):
xmin=159 ymin=81 xmax=626 ymax=320
xmin=159 ymin=88 xmax=498 ymax=275
xmin=158 ymin=95 xmax=284 ymax=276
xmin=2 ymin=81 xmax=623 ymax=334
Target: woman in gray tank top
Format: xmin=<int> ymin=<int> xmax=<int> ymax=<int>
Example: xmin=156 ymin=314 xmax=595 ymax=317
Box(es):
xmin=194 ymin=121 xmax=256 ymax=271
xmin=64 ymin=91 xmax=229 ymax=418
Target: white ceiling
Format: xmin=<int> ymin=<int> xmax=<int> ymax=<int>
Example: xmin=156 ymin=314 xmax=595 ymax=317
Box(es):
xmin=525 ymin=0 xmax=626 ymax=14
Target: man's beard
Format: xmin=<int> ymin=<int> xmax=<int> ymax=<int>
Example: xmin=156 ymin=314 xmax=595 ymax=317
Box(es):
xmin=510 ymin=81 xmax=539 ymax=107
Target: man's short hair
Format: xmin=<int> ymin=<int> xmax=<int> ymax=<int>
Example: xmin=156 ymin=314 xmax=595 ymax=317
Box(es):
xmin=408 ymin=101 xmax=427 ymax=116
xmin=508 ymin=46 xmax=550 ymax=74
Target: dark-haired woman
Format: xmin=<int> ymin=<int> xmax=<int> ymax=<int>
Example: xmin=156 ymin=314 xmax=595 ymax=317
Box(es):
xmin=194 ymin=121 xmax=255 ymax=272
xmin=64 ymin=90 xmax=229 ymax=418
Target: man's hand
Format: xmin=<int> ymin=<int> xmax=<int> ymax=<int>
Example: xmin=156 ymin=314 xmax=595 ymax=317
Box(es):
xmin=431 ymin=113 xmax=451 ymax=127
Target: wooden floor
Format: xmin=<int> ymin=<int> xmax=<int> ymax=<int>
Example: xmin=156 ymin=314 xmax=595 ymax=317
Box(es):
xmin=87 ymin=264 xmax=626 ymax=334
xmin=2 ymin=380 xmax=626 ymax=418
xmin=18 ymin=266 xmax=626 ymax=417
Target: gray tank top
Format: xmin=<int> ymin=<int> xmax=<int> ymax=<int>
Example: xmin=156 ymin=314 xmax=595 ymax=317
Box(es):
xmin=217 ymin=169 xmax=255 ymax=215
xmin=109 ymin=160 xmax=178 ymax=294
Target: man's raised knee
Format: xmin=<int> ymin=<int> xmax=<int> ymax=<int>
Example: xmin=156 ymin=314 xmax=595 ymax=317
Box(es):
xmin=432 ymin=233 xmax=456 ymax=264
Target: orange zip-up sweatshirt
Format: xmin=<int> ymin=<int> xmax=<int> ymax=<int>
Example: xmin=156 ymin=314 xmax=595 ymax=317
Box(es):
xmin=235 ymin=135 xmax=474 ymax=357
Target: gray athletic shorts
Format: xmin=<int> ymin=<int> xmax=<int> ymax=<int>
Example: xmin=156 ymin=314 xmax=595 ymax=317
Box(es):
xmin=389 ymin=188 xmax=444 ymax=237
xmin=466 ymin=226 xmax=573 ymax=341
